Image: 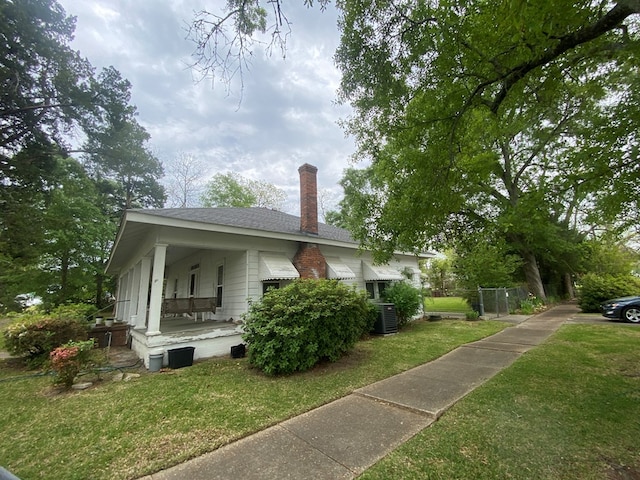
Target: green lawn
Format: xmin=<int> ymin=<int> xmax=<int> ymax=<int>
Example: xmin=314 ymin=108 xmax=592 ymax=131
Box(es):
xmin=424 ymin=296 xmax=472 ymax=312
xmin=2 ymin=320 xmax=638 ymax=480
xmin=0 ymin=319 xmax=506 ymax=480
xmin=361 ymin=323 xmax=640 ymax=480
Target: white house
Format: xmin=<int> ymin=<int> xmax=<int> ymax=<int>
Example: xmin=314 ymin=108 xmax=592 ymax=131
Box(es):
xmin=105 ymin=164 xmax=433 ymax=367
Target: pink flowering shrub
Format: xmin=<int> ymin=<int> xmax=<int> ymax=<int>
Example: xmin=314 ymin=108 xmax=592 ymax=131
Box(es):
xmin=50 ymin=340 xmax=96 ymax=388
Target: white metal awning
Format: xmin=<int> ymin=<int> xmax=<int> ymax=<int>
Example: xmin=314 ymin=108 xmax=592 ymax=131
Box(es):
xmin=325 ymin=257 xmax=356 ymax=279
xmin=259 ymin=253 xmax=300 ymax=281
xmin=362 ymin=262 xmax=404 ymax=281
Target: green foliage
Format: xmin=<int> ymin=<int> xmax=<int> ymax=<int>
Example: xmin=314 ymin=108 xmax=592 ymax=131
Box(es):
xmin=83 ymin=67 xmax=166 ymax=210
xmin=465 ymin=311 xmax=480 ymax=321
xmin=201 ymin=172 xmax=257 ymax=207
xmin=0 ymin=0 xmax=92 ymax=154
xmin=518 ymin=296 xmax=545 ymax=315
xmin=242 ymin=279 xmax=376 ymax=375
xmin=453 ymin=237 xmax=523 ymax=294
xmin=0 ymin=1 xmax=165 ymax=311
xmin=333 ymin=0 xmax=639 ymax=298
xmin=3 ymin=316 xmax=89 ymax=367
xmin=381 ymin=281 xmax=422 ymax=328
xmin=49 ymin=303 xmax=98 ymax=321
xmin=581 ymin=237 xmax=638 ymax=276
xmin=424 ymin=252 xmax=457 ymax=296
xmin=201 ymin=172 xmax=285 ymax=209
xmin=577 ymin=273 xmax=640 ymax=313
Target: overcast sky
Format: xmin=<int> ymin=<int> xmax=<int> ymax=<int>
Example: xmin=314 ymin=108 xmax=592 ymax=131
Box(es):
xmin=57 ymin=0 xmax=354 ymax=216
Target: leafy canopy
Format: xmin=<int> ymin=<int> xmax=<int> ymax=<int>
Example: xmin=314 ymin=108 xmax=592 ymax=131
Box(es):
xmin=333 ymin=0 xmax=640 ymax=298
xmin=0 ymin=0 xmax=165 ymax=311
xmin=201 ymin=172 xmax=286 ymax=209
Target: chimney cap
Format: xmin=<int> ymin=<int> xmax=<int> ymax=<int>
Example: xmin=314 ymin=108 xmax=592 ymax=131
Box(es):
xmin=298 ymin=163 xmax=318 ymax=174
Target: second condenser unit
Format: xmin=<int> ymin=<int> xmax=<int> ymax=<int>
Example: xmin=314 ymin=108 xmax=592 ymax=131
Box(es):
xmin=373 ymin=303 xmax=398 ymax=334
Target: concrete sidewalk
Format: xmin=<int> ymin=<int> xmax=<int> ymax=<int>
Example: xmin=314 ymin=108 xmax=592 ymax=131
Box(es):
xmin=143 ymin=304 xmax=578 ymax=480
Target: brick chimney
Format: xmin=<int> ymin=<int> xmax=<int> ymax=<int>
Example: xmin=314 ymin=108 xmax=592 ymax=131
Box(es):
xmin=293 ymin=164 xmax=326 ymax=279
xmin=298 ymin=163 xmax=318 ymax=235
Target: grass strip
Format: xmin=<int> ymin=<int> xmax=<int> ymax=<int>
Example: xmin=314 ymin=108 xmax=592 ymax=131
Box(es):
xmin=424 ymin=296 xmax=471 ymax=312
xmin=360 ymin=323 xmax=640 ymax=480
xmin=0 ymin=318 xmax=504 ymax=480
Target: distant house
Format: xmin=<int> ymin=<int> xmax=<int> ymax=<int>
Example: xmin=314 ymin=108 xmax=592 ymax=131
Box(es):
xmin=105 ymin=164 xmax=433 ymax=367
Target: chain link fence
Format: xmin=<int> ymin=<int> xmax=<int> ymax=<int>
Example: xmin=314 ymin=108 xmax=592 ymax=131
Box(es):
xmin=473 ymin=286 xmax=530 ymax=317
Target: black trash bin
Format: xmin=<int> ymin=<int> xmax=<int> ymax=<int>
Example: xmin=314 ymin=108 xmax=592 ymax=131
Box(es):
xmin=168 ymin=346 xmax=195 ymax=369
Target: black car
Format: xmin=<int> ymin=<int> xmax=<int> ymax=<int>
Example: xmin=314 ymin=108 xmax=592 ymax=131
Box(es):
xmin=601 ymin=296 xmax=640 ymax=323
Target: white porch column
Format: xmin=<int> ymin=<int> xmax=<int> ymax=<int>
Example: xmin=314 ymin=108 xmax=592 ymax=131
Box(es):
xmin=146 ymin=244 xmax=167 ymax=336
xmin=135 ymin=257 xmax=152 ymax=330
xmin=122 ymin=270 xmax=133 ymax=322
xmin=114 ymin=275 xmax=125 ymax=319
xmin=129 ymin=263 xmax=142 ymax=326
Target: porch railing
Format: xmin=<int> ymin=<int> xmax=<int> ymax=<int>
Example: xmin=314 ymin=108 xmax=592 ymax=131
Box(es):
xmin=162 ymin=297 xmax=217 ymax=317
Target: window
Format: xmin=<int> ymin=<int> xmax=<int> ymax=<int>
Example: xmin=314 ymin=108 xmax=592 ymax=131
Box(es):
xmin=173 ymin=279 xmax=178 ymax=299
xmin=365 ymin=282 xmax=375 ymax=299
xmin=216 ymin=264 xmax=224 ymax=308
xmin=365 ymin=281 xmax=390 ymax=300
xmin=189 ymin=264 xmax=199 ymax=297
xmin=262 ymin=282 xmax=280 ymax=295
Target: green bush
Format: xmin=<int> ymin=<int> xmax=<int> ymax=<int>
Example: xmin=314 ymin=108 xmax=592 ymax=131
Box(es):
xmin=4 ymin=316 xmax=89 ymax=367
xmin=49 ymin=303 xmax=99 ymax=320
xmin=577 ymin=273 xmax=640 ymax=313
xmin=381 ymin=281 xmax=423 ymax=327
xmin=242 ymin=279 xmax=377 ymax=375
xmin=518 ymin=296 xmax=545 ymax=315
xmin=465 ymin=311 xmax=480 ymax=320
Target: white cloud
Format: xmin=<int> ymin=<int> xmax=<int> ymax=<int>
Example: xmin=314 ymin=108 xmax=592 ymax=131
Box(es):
xmin=58 ymin=0 xmax=354 ymax=216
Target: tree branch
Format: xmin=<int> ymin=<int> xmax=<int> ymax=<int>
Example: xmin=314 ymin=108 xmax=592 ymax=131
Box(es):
xmin=490 ymin=0 xmax=640 ymax=113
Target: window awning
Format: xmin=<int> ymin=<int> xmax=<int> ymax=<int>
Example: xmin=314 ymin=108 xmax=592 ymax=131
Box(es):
xmin=325 ymin=257 xmax=356 ymax=279
xmin=259 ymin=253 xmax=300 ymax=281
xmin=363 ymin=262 xmax=404 ymax=281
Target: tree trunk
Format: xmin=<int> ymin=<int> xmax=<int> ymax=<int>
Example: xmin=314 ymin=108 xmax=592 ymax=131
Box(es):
xmin=60 ymin=254 xmax=69 ymax=304
xmin=521 ymin=249 xmax=547 ymax=302
xmin=563 ymin=272 xmax=575 ymax=300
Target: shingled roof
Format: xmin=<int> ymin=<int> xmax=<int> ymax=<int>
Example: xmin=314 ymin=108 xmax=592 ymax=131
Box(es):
xmin=131 ymin=207 xmax=356 ymax=244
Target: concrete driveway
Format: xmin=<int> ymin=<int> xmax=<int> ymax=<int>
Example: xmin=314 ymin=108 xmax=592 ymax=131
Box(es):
xmin=565 ymin=312 xmax=640 ymax=326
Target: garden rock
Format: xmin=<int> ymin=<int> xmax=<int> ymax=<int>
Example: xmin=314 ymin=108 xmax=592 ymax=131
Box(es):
xmin=71 ymin=382 xmax=93 ymax=390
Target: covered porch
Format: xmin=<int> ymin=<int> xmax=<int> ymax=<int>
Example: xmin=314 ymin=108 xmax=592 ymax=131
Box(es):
xmin=111 ymin=239 xmax=249 ymax=367
xmin=129 ymin=315 xmax=245 ymax=368
xmin=109 ymin=232 xmax=302 ymax=367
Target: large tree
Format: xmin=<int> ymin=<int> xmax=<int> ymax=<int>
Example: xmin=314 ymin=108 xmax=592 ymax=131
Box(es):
xmin=201 ymin=172 xmax=286 ymax=209
xmin=164 ymin=152 xmax=206 ymax=208
xmin=0 ymin=0 xmax=165 ymax=310
xmin=82 ymin=67 xmax=165 ymax=210
xmin=36 ymin=157 xmax=114 ymax=307
xmin=331 ymin=0 xmax=640 ymax=299
xmin=188 ymin=1 xmax=640 ymax=299
xmin=0 ymin=0 xmax=94 ymax=157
